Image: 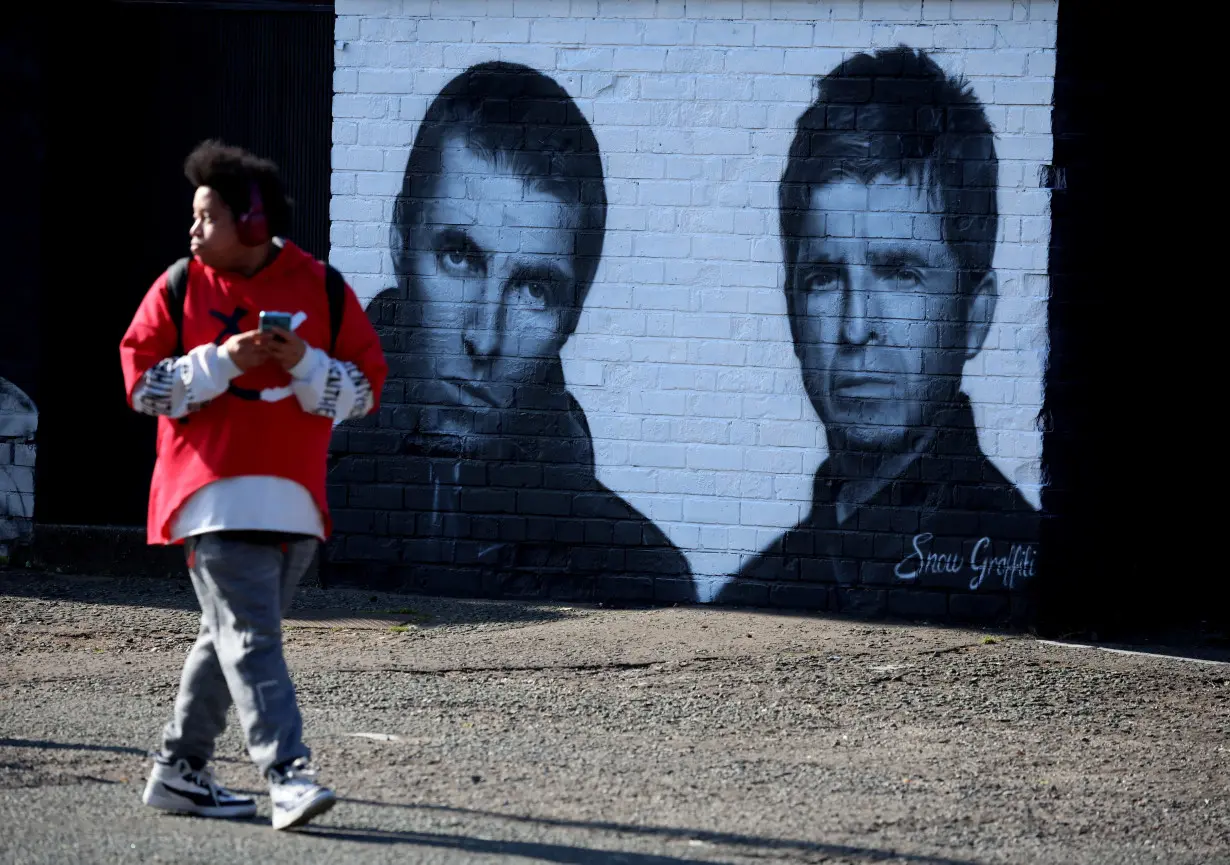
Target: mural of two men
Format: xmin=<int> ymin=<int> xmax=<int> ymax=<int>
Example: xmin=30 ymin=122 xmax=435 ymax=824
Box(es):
xmin=329 ymin=46 xmax=1039 ymax=606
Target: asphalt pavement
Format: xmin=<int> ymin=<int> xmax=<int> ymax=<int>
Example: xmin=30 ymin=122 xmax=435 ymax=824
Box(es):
xmin=2 ymin=572 xmax=1227 ymax=864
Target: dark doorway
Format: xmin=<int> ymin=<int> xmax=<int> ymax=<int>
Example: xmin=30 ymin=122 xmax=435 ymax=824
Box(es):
xmin=1040 ymin=9 xmax=1210 ymax=637
xmin=33 ymin=0 xmax=334 ymax=527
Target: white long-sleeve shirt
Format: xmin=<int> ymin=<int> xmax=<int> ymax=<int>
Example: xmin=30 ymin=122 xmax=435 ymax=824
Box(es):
xmin=130 ymin=342 xmax=374 ymax=541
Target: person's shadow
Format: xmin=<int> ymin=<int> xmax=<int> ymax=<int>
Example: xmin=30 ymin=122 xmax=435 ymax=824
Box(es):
xmin=301 ymin=825 xmax=700 ymax=864
xmin=297 ymin=799 xmax=984 ymax=865
xmin=0 ymin=739 xmax=983 ymax=863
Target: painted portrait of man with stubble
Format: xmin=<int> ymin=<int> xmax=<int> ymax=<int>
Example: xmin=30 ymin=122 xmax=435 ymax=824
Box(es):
xmin=720 ymin=48 xmax=1038 ymax=608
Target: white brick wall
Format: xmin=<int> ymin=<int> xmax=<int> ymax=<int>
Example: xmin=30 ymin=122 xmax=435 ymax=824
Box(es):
xmin=332 ymin=0 xmax=1054 ymax=580
xmin=1 ymin=392 xmax=37 ymax=545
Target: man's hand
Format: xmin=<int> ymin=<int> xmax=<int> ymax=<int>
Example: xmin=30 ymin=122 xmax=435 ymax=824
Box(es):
xmin=266 ymin=327 xmax=308 ymax=372
xmin=221 ymin=330 xmax=270 ymax=371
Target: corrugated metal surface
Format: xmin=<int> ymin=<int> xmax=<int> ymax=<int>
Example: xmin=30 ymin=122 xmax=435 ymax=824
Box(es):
xmin=33 ymin=2 xmax=335 ymax=526
xmin=115 ymin=1 xmax=333 ymax=12
xmin=154 ymin=4 xmax=335 ymax=260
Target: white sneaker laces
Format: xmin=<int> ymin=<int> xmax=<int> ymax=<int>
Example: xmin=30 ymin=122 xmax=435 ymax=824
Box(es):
xmin=275 ymin=758 xmax=317 ymax=783
xmin=186 ymin=764 xmax=217 ymax=790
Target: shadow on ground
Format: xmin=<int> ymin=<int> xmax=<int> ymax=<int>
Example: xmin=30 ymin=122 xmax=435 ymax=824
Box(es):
xmin=0 ymin=738 xmax=149 ymax=758
xmin=0 ymin=571 xmax=198 ymax=611
xmin=0 ymin=739 xmax=977 ymax=863
xmin=311 ymin=800 xmax=981 ymax=865
xmin=0 ymin=571 xmax=577 ymax=628
xmin=6 ymin=569 xmax=1227 ymax=664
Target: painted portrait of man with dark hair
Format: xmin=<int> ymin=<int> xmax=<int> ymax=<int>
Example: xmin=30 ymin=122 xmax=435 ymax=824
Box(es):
xmin=330 ymin=62 xmax=693 ymax=601
xmin=720 ymin=47 xmax=1037 ymax=608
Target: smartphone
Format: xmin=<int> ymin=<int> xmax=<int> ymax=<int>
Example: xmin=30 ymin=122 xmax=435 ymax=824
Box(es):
xmin=259 ymin=311 xmax=293 ymax=342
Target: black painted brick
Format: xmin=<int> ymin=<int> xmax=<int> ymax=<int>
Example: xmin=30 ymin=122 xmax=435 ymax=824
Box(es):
xmin=717 ymin=579 xmax=770 ymax=608
xmin=949 ymin=592 xmax=1010 ymax=624
xmin=595 ymin=576 xmax=654 ymax=603
xmin=836 ymin=588 xmax=888 ymax=618
xmin=654 ymin=578 xmax=698 ymax=604
xmin=769 ymin=582 xmax=832 ymax=611
xmin=416 ymin=566 xmax=483 ymax=598
xmin=348 ymin=483 xmax=404 ymax=511
xmin=887 ymin=589 xmax=949 ymax=621
xmin=626 ymin=548 xmax=685 ymax=575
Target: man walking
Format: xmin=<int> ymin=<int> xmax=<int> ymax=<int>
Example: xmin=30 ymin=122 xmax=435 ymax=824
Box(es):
xmin=120 ymin=141 xmax=387 ymax=829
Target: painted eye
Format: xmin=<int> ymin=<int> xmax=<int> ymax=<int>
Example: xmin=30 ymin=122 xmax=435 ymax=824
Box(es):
xmin=438 ymin=249 xmax=478 ymax=276
xmin=896 ymin=269 xmax=923 ymax=288
xmin=509 ymin=280 xmax=550 ymax=308
xmin=804 ymin=269 xmax=840 ymax=291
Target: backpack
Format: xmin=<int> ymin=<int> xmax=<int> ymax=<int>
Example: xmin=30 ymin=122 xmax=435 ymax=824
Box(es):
xmin=163 ymin=257 xmax=345 ymax=357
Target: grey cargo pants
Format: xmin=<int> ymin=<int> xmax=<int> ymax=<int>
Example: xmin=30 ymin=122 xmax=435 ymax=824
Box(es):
xmin=160 ymin=533 xmax=316 ymax=775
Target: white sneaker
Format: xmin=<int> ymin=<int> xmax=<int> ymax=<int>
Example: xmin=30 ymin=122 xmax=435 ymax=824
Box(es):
xmin=267 ymin=758 xmax=336 ymax=830
xmin=142 ymin=755 xmax=256 ymax=818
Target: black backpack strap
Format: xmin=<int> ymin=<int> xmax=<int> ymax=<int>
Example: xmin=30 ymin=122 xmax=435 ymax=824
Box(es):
xmin=324 ymin=264 xmax=346 ymax=356
xmin=166 ymin=258 xmax=343 ymax=355
xmin=163 ymin=257 xmax=191 ymax=357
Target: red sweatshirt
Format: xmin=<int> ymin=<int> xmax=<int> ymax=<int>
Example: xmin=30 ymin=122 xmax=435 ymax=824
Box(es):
xmin=119 ymin=242 xmax=387 ymax=544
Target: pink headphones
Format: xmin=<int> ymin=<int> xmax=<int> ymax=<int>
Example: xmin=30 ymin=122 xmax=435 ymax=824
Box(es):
xmin=235 ymin=180 xmax=270 ymax=247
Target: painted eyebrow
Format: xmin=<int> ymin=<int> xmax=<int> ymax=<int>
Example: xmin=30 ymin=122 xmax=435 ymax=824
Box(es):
xmin=795 ymin=246 xmax=847 ymax=266
xmin=431 ymin=227 xmax=488 ymax=261
xmin=507 ymin=261 xmax=571 ymax=302
xmin=511 ymin=261 xmax=567 ymax=281
xmin=865 ymin=245 xmax=931 ymax=269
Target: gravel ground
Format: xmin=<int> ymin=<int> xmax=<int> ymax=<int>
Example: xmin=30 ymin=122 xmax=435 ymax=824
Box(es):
xmin=1 ymin=570 xmax=1227 ymax=865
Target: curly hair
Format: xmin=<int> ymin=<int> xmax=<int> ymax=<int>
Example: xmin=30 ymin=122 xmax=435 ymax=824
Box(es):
xmin=184 ymin=140 xmax=293 ymax=238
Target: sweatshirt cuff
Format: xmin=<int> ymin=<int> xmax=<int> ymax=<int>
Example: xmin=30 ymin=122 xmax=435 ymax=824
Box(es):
xmin=289 ymin=346 xmax=325 ymax=381
xmin=211 ymin=343 xmax=244 ymax=381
